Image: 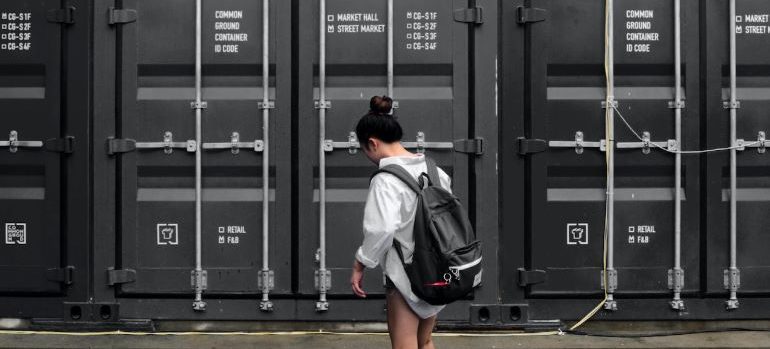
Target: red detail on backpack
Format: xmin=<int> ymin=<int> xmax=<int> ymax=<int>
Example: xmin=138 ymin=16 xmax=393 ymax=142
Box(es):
xmin=424 ymin=281 xmax=449 ymax=287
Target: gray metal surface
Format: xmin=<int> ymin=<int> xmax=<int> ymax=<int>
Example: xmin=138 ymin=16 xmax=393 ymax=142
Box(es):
xmin=92 ymin=0 xmax=293 ymax=310
xmin=0 ymin=0 xmax=64 ymax=294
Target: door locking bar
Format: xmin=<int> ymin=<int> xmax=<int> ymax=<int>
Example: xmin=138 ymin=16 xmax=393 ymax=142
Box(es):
xmin=548 ymin=131 xmax=606 ymax=154
xmin=324 ymin=132 xmax=360 ymax=154
xmin=402 ymin=132 xmax=454 ymax=153
xmin=0 ymin=131 xmax=74 ymax=154
xmin=736 ymin=131 xmax=769 ymax=153
xmin=324 ymin=131 xmax=456 ymax=155
xmin=1 ymin=131 xmax=43 ymax=153
xmin=201 ymin=132 xmax=264 ymax=154
xmin=107 ymin=131 xmax=197 ymax=155
xmin=616 ymin=131 xmax=677 ymax=154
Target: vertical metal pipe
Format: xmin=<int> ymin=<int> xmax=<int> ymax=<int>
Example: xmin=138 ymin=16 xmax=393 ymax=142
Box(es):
xmin=671 ymin=0 xmax=685 ymax=310
xmin=317 ymin=0 xmax=329 ymax=310
xmin=387 ymin=0 xmax=394 ymax=98
xmin=260 ymin=0 xmax=272 ymax=310
xmin=192 ymin=0 xmax=206 ymax=311
xmin=727 ymin=0 xmax=739 ymax=309
xmin=604 ymin=0 xmax=617 ymax=311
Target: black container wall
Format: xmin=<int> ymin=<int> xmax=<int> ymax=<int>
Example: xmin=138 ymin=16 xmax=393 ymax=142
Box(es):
xmin=0 ymin=0 xmax=90 ymax=319
xmin=6 ymin=0 xmax=770 ymax=326
xmin=705 ymin=0 xmax=770 ymax=300
xmin=92 ymin=0 xmax=296 ymax=319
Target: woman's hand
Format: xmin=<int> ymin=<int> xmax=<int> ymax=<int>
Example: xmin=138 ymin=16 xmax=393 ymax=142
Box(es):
xmin=350 ymin=260 xmax=367 ymax=298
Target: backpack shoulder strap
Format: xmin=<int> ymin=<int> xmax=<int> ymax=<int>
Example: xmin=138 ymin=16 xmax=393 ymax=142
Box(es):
xmin=370 ymin=164 xmax=422 ymax=194
xmin=424 ymin=157 xmax=440 ymax=187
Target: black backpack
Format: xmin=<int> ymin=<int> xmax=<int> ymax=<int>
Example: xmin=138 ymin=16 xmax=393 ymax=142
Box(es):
xmin=371 ymin=157 xmax=482 ymax=305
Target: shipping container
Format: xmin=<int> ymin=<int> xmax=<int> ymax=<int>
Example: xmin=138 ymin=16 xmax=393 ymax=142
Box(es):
xmin=294 ymin=0 xmax=493 ymax=321
xmin=92 ymin=0 xmax=296 ymax=319
xmin=4 ymin=0 xmax=770 ymax=328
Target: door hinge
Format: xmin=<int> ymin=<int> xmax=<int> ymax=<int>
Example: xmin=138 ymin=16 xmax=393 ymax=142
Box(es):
xmin=454 ymin=6 xmax=483 ymax=24
xmin=108 ymin=7 xmax=138 ymax=25
xmin=454 ymin=138 xmax=484 ymax=155
xmin=106 ymin=137 xmax=136 ymax=155
xmin=517 ymin=268 xmax=546 ymax=287
xmin=47 ymin=6 xmax=76 ymax=24
xmin=46 ymin=266 xmax=75 ymax=285
xmin=107 ymin=268 xmax=137 ymax=286
xmin=517 ymin=6 xmax=547 ymax=24
xmin=44 ymin=136 xmax=75 ymax=154
xmin=517 ymin=137 xmax=547 ymax=155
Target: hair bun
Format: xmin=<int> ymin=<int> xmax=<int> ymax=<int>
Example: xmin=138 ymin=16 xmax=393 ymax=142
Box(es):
xmin=369 ymin=95 xmax=393 ymax=115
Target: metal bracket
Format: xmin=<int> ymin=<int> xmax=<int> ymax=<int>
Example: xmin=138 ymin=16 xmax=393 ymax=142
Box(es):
xmin=45 ymin=266 xmax=75 ymax=286
xmin=258 ymin=270 xmax=275 ymax=292
xmin=191 ymin=270 xmax=208 ymax=291
xmin=106 ymin=268 xmax=137 ymax=286
xmin=723 ymin=101 xmax=741 ymax=109
xmin=314 ymin=100 xmax=332 ymax=109
xmin=601 ymin=100 xmax=619 ymax=109
xmin=190 ymin=101 xmax=208 ymax=110
xmin=346 ymin=132 xmax=360 ymax=154
xmin=517 ymin=7 xmax=547 ymax=24
xmin=723 ymin=268 xmax=740 ymax=292
xmin=47 ymin=6 xmax=75 ymax=24
xmin=258 ymin=101 xmax=275 ymax=110
xmin=549 ymin=131 xmax=606 ymax=154
xmin=517 ymin=268 xmax=547 ymax=287
xmin=454 ymin=6 xmax=483 ymax=24
xmin=601 ymin=269 xmax=618 ymax=293
xmin=517 ymin=137 xmax=547 ymax=155
xmin=315 ymin=269 xmax=332 ymax=292
xmin=108 ymin=7 xmax=137 ymax=25
xmin=316 ymin=301 xmax=330 ymax=312
xmin=454 ymin=138 xmax=484 ymax=155
xmin=735 ymin=139 xmax=746 ymax=152
xmin=44 ymin=136 xmax=75 ymax=154
xmin=668 ymin=268 xmax=685 ymax=292
xmin=668 ymin=100 xmax=686 ymax=109
xmin=668 ymin=139 xmax=679 ymax=152
xmin=201 ymin=132 xmax=264 ymax=154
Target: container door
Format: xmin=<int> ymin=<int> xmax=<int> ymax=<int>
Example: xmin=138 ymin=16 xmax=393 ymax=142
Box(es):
xmin=523 ymin=0 xmax=699 ymax=297
xmin=706 ymin=0 xmax=770 ymax=295
xmin=115 ymin=0 xmax=289 ymax=296
xmin=297 ymin=0 xmax=470 ymax=296
xmin=0 ymin=0 xmax=65 ymax=293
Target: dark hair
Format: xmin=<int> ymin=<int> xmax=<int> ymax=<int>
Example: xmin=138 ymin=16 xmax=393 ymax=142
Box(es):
xmin=355 ymin=96 xmax=403 ymax=150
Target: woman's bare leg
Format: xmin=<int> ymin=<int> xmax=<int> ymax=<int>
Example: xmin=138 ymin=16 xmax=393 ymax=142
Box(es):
xmin=386 ymin=288 xmax=420 ymax=349
xmin=417 ymin=315 xmax=437 ymax=349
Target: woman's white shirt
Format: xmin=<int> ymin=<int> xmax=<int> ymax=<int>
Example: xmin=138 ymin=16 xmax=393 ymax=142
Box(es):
xmin=355 ymin=153 xmax=451 ymax=319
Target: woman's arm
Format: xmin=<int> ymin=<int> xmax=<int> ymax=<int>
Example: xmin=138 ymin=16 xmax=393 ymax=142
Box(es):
xmin=351 ymin=174 xmax=403 ymax=297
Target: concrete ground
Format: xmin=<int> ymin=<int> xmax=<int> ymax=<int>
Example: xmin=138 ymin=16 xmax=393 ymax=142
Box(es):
xmin=0 ymin=330 xmax=769 ymax=349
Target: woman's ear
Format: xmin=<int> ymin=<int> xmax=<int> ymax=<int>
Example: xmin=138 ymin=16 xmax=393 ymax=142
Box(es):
xmin=368 ymin=138 xmax=378 ymax=152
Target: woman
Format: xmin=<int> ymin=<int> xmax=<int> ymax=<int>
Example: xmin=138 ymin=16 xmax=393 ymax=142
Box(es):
xmin=350 ymin=96 xmax=452 ymax=349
